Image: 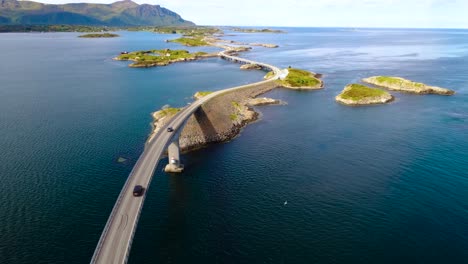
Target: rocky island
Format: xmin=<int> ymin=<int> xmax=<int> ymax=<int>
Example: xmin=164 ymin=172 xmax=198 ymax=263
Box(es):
xmin=114 ymin=49 xmax=215 ymax=68
xmin=363 ymin=76 xmax=455 ymax=95
xmin=335 ymin=84 xmax=394 ymax=106
xmin=276 ymin=68 xmax=323 ymax=89
xmin=78 ymin=33 xmax=119 ymax=38
xmin=167 ymin=37 xmax=210 ymax=46
xmin=230 ymin=27 xmax=285 ymax=33
xmin=247 ymin=97 xmax=282 ymax=106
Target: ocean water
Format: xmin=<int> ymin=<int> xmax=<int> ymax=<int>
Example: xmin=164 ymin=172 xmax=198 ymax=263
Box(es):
xmin=0 ymin=28 xmax=467 ymax=263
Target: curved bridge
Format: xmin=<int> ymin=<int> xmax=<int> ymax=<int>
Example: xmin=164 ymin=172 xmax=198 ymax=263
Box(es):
xmin=90 ymin=51 xmax=283 ymax=264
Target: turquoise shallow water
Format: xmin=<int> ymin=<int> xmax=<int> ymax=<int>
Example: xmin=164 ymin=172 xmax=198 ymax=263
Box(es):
xmin=0 ymin=29 xmax=467 ymax=263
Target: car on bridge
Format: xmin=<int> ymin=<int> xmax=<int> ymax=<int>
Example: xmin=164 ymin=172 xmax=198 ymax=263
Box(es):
xmin=133 ymin=185 xmax=144 ymax=197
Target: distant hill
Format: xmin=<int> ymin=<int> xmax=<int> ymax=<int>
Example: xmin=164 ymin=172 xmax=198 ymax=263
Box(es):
xmin=0 ymin=0 xmax=195 ymax=26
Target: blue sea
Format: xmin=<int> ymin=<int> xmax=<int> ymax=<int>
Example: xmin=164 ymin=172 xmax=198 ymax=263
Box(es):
xmin=0 ymin=28 xmax=467 ymax=263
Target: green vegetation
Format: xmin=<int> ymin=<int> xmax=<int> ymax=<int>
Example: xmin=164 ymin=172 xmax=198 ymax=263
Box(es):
xmin=195 ymin=91 xmax=213 ymax=98
xmin=116 ymin=49 xmax=208 ymax=68
xmin=339 ymin=84 xmax=386 ymax=101
xmin=375 ymin=76 xmax=424 ymax=88
xmin=363 ymin=76 xmax=455 ymax=95
xmin=231 ymin=101 xmax=241 ymax=109
xmin=125 ymin=26 xmax=221 ymax=36
xmin=160 ymin=107 xmax=181 ymax=116
xmin=229 ymin=113 xmax=238 ymax=121
xmin=169 ymin=37 xmax=209 ymax=46
xmin=230 ymin=27 xmax=285 ymax=33
xmin=280 ymin=68 xmax=322 ymax=88
xmin=78 ymin=33 xmax=119 ymax=38
xmin=0 ymin=0 xmax=194 ymax=27
xmin=264 ymin=71 xmax=274 ymax=79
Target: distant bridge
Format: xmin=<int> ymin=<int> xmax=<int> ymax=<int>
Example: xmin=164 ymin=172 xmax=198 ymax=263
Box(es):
xmin=90 ymin=50 xmax=283 ymax=264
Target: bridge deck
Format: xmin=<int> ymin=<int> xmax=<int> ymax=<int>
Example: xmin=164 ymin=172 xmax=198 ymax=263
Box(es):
xmin=90 ymin=51 xmax=282 ymax=264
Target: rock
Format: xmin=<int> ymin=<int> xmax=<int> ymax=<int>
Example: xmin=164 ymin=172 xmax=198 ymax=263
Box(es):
xmin=147 ymin=79 xmax=280 ymax=152
xmin=261 ymin=44 xmax=279 ymax=48
xmin=249 ymin=43 xmax=279 ymax=48
xmin=248 ymin=97 xmax=281 ymax=106
xmin=335 ymin=84 xmax=394 ymax=106
xmin=279 ymin=68 xmax=323 ymax=90
xmin=240 ymin=64 xmax=262 ymax=70
xmin=362 ymin=76 xmax=455 ymax=95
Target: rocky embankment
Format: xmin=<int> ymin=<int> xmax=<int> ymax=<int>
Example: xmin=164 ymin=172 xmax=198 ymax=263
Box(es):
xmin=363 ymin=76 xmax=455 ymax=95
xmin=247 ymin=97 xmax=282 ymax=106
xmin=249 ymin=43 xmax=279 ymax=48
xmin=240 ymin=64 xmax=262 ymax=70
xmin=335 ymin=84 xmax=393 ymax=106
xmin=147 ymin=82 xmax=282 ymax=152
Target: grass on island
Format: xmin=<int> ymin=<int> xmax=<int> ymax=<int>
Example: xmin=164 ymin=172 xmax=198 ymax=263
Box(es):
xmin=117 ymin=49 xmax=208 ymax=67
xmin=281 ymin=68 xmax=321 ymax=87
xmin=374 ymin=76 xmax=425 ymax=88
xmin=264 ymin=71 xmax=274 ymax=79
xmin=160 ymin=107 xmax=181 ymax=116
xmin=231 ymin=101 xmax=241 ymax=109
xmin=196 ymin=91 xmax=213 ymax=97
xmin=230 ymin=27 xmax=285 ymax=33
xmin=340 ymin=84 xmax=386 ymax=101
xmin=168 ymin=37 xmax=209 ymax=46
xmin=229 ymin=113 xmax=238 ymax=121
xmin=79 ymin=33 xmax=119 ymax=38
xmin=126 ymin=26 xmax=221 ymax=36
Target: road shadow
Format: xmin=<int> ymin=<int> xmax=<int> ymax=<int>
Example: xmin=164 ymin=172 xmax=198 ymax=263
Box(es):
xmin=194 ymin=106 xmax=217 ymax=142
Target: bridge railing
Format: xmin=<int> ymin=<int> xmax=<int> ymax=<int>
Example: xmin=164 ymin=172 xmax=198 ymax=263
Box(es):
xmin=91 ymin=50 xmax=283 ymax=264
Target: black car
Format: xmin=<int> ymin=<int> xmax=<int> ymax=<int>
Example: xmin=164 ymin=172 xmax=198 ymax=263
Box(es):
xmin=167 ymin=127 xmax=174 ymax=132
xmin=133 ymin=185 xmax=144 ymax=197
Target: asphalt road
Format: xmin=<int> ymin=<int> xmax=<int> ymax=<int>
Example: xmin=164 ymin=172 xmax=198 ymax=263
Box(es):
xmin=90 ymin=52 xmax=281 ymax=264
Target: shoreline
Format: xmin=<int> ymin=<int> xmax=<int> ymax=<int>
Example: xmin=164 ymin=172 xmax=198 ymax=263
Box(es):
xmin=113 ymin=33 xmax=322 ymax=153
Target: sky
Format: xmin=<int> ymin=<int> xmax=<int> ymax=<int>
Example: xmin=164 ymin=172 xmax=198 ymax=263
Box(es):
xmin=34 ymin=0 xmax=468 ymax=28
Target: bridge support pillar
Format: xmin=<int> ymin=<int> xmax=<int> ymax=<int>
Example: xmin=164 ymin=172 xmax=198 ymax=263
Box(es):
xmin=164 ymin=137 xmax=184 ymax=173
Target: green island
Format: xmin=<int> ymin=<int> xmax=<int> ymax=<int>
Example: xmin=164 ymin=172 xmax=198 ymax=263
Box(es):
xmin=230 ymin=27 xmax=285 ymax=33
xmin=126 ymin=26 xmax=221 ymax=36
xmin=335 ymin=84 xmax=393 ymax=106
xmin=168 ymin=37 xmax=209 ymax=46
xmin=78 ymin=33 xmax=119 ymax=38
xmin=115 ymin=49 xmax=211 ymax=68
xmin=279 ymin=68 xmax=323 ymax=89
xmin=362 ymin=76 xmax=455 ymax=95
xmin=194 ymin=91 xmax=213 ymax=99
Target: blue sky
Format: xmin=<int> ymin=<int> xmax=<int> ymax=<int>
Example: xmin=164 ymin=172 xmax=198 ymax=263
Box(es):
xmin=37 ymin=0 xmax=468 ymax=28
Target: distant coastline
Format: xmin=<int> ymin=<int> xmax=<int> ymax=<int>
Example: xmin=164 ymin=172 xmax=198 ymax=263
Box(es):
xmin=78 ymin=33 xmax=119 ymax=38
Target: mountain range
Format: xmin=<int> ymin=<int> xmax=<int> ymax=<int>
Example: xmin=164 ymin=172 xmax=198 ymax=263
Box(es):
xmin=0 ymin=0 xmax=195 ymax=26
